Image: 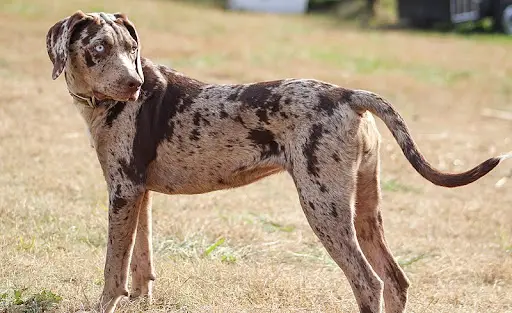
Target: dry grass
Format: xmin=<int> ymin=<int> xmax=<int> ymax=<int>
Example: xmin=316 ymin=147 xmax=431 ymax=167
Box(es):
xmin=0 ymin=0 xmax=511 ymax=312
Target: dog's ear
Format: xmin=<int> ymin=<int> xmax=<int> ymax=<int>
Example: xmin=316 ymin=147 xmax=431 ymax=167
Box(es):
xmin=114 ymin=13 xmax=144 ymax=83
xmin=46 ymin=11 xmax=90 ymax=80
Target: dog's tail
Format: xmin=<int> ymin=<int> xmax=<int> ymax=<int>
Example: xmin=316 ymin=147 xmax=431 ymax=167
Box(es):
xmin=349 ymin=89 xmax=511 ymax=187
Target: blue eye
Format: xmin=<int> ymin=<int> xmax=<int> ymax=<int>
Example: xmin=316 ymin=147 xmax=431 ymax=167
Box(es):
xmin=95 ymin=44 xmax=105 ymax=53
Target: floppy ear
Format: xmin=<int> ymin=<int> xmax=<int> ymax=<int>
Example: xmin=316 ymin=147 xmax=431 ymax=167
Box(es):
xmin=46 ymin=11 xmax=90 ymax=80
xmin=114 ymin=13 xmax=144 ymax=83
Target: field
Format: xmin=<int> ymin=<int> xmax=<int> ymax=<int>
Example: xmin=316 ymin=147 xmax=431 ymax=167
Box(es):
xmin=0 ymin=0 xmax=511 ymax=312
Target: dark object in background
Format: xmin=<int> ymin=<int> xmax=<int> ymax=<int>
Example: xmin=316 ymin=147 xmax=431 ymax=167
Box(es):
xmin=307 ymin=0 xmax=377 ymax=15
xmin=363 ymin=0 xmax=377 ymax=26
xmin=397 ymin=0 xmax=512 ymax=35
xmin=367 ymin=0 xmax=377 ymax=18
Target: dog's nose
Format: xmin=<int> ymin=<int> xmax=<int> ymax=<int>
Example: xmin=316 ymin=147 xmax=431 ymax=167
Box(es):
xmin=126 ymin=78 xmax=142 ymax=92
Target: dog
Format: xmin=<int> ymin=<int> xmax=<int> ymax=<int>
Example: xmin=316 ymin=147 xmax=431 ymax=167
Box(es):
xmin=46 ymin=11 xmax=509 ymax=313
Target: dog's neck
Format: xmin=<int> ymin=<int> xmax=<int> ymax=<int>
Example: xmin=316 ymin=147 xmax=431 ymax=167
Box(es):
xmin=68 ymin=89 xmax=98 ymax=108
xmin=64 ymin=70 xmax=106 ymax=149
xmin=65 ymin=69 xmax=91 ymax=99
xmin=64 ymin=69 xmax=116 ymax=107
xmin=64 ymin=70 xmax=117 ymax=124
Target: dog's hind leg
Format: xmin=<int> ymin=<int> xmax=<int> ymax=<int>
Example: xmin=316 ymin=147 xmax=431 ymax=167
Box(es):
xmin=355 ymin=144 xmax=409 ymax=313
xmin=99 ymin=185 xmax=145 ymax=313
xmin=289 ymin=132 xmax=383 ymax=313
xmin=130 ymin=190 xmax=156 ymax=301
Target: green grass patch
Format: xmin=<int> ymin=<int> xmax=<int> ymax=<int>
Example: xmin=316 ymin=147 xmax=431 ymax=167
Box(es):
xmin=157 ymin=53 xmax=229 ymax=70
xmin=16 ymin=236 xmax=36 ymax=252
xmin=203 ymin=237 xmax=226 ymax=257
xmin=77 ymin=232 xmax=105 ymax=249
xmin=307 ymin=46 xmax=473 ymax=86
xmin=156 ymin=234 xmax=241 ymax=263
xmin=397 ymin=253 xmax=428 ymax=268
xmin=250 ymin=213 xmax=296 ymax=233
xmin=406 ymin=65 xmax=472 ymax=86
xmin=289 ymin=245 xmax=337 ymax=267
xmin=0 ymin=289 xmax=62 ymax=313
xmin=0 ymin=0 xmax=47 ymax=17
xmin=381 ymin=179 xmax=421 ymax=193
xmin=497 ymin=228 xmax=512 ymax=254
xmin=203 ymin=237 xmax=239 ymax=263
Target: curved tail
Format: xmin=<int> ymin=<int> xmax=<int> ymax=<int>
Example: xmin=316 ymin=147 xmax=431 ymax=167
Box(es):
xmin=350 ymin=90 xmax=510 ymax=188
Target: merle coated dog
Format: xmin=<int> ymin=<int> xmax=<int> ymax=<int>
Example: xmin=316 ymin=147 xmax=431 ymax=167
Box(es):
xmin=46 ymin=11 xmax=509 ymax=313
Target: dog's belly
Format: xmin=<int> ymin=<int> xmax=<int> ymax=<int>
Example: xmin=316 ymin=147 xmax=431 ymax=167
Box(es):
xmin=145 ymin=130 xmax=287 ymax=195
xmin=146 ymin=161 xmax=284 ymax=195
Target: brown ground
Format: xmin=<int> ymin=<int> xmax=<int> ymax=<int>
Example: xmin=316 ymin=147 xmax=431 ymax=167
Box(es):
xmin=0 ymin=0 xmax=511 ymax=312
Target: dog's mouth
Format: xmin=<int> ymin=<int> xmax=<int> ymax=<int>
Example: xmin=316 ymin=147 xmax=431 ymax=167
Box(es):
xmin=93 ymin=88 xmax=140 ymax=102
xmin=128 ymin=88 xmax=141 ymax=102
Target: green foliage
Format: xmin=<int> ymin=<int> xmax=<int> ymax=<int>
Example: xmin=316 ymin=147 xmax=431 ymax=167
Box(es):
xmin=0 ymin=289 xmax=62 ymax=313
xmin=221 ymin=254 xmax=237 ymax=263
xmin=203 ymin=237 xmax=239 ymax=264
xmin=203 ymin=237 xmax=226 ymax=257
xmin=0 ymin=292 xmax=8 ymax=301
xmin=13 ymin=289 xmax=25 ymax=306
xmin=16 ymin=236 xmax=35 ymax=252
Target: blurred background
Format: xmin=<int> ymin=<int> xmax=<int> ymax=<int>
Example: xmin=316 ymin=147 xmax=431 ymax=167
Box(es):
xmin=0 ymin=0 xmax=511 ymax=312
xmin=205 ymin=0 xmax=512 ymax=34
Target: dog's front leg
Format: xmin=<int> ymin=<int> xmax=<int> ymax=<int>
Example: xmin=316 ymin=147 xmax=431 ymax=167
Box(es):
xmin=130 ymin=190 xmax=155 ymax=301
xmin=99 ymin=184 xmax=145 ymax=313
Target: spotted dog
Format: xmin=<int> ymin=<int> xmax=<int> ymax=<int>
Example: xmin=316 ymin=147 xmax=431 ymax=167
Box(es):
xmin=46 ymin=11 xmax=510 ymax=313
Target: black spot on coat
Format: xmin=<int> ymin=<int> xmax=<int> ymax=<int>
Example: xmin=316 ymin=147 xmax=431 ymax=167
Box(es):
xmin=316 ymin=88 xmax=354 ymax=115
xmin=256 ymin=108 xmax=269 ymax=124
xmin=81 ymin=23 xmax=102 ymax=46
xmin=105 ymin=101 xmax=125 ymax=127
xmin=304 ymin=124 xmax=323 ymax=177
xmin=120 ymin=58 xmax=204 ymax=184
xmin=340 ymin=89 xmax=354 ymax=103
xmin=247 ymin=128 xmax=281 ymax=159
xmin=227 ymin=85 xmax=244 ymax=101
xmin=237 ymin=80 xmax=282 ymax=106
xmin=111 ymin=184 xmax=127 ymax=214
xmin=360 ymin=305 xmax=373 ymax=313
xmin=193 ymin=112 xmax=201 ymax=126
xmin=84 ymin=50 xmax=95 ymax=67
xmin=316 ymin=93 xmax=336 ymax=115
xmin=330 ymin=202 xmax=338 ymax=218
xmin=190 ymin=128 xmax=200 ymax=141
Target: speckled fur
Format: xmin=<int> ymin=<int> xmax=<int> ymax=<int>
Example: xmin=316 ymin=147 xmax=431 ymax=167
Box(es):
xmin=46 ymin=11 xmax=507 ymax=313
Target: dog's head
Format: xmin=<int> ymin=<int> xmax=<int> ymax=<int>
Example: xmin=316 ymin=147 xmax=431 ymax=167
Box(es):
xmin=46 ymin=11 xmax=144 ymax=102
